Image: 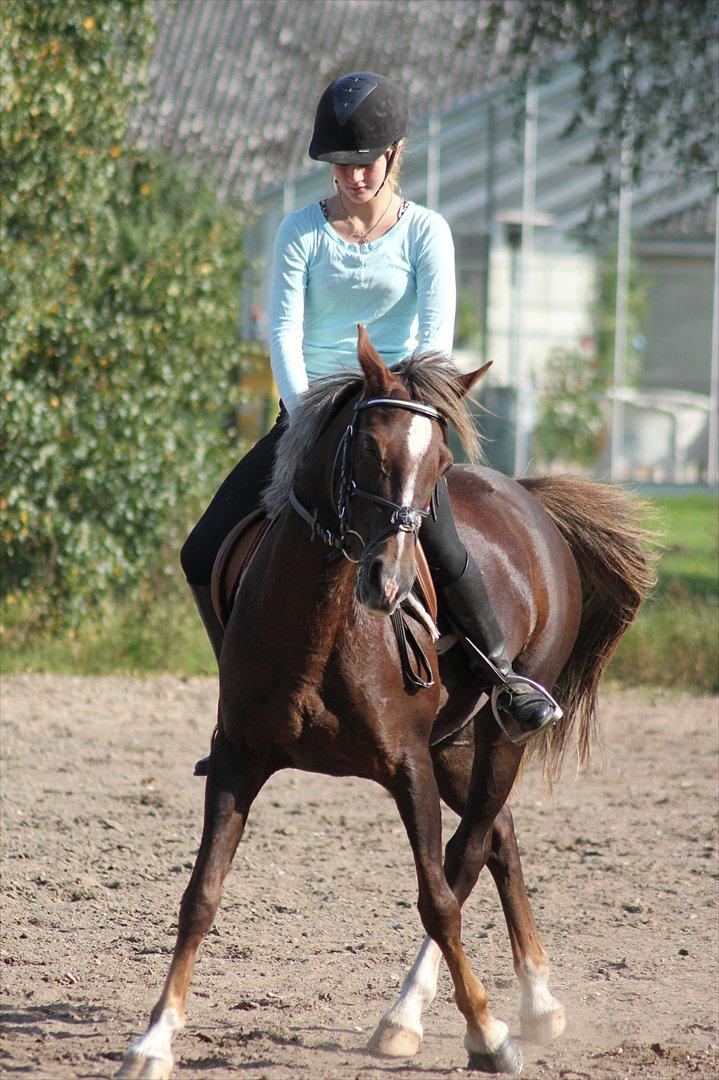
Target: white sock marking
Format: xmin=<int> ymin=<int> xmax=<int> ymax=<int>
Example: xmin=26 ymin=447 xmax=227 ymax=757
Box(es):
xmin=517 ymin=959 xmax=559 ymax=1018
xmin=124 ymin=1007 xmax=182 ymax=1066
xmin=380 ymin=935 xmax=441 ymax=1037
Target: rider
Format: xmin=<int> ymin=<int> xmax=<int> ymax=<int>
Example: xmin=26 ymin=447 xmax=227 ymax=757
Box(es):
xmin=180 ymin=72 xmax=557 ymax=740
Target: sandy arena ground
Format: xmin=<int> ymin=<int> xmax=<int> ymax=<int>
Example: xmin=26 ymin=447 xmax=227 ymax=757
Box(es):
xmin=1 ymin=676 xmax=717 ymax=1079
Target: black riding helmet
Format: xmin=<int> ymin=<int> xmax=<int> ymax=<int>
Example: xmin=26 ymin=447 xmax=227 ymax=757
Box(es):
xmin=309 ymin=72 xmax=409 ymax=164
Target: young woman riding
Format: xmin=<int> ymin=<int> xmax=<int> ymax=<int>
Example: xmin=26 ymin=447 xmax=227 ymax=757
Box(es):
xmin=180 ymin=71 xmax=557 ymax=740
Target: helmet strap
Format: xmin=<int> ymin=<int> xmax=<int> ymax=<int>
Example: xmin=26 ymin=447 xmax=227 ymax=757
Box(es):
xmin=374 ymin=146 xmax=397 ymax=197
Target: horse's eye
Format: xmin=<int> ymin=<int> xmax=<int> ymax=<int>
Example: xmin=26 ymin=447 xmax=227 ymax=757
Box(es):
xmin=361 ymin=435 xmax=377 ymax=456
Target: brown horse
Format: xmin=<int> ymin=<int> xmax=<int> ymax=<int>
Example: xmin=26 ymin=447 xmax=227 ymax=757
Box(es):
xmin=117 ymin=328 xmax=653 ymax=1078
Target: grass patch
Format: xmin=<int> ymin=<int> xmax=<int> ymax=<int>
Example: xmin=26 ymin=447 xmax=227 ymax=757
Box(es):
xmin=2 ymin=492 xmax=716 ymax=691
xmin=609 ymin=492 xmax=717 ymax=692
xmin=1 ymin=584 xmax=214 ymax=677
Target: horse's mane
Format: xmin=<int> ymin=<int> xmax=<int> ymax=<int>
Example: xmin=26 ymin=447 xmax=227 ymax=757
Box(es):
xmin=262 ymin=352 xmax=483 ymax=517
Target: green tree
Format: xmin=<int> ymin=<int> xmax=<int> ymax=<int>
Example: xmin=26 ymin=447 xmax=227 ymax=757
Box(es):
xmin=1 ymin=1 xmax=249 ymax=625
xmin=463 ymin=0 xmax=718 ymax=236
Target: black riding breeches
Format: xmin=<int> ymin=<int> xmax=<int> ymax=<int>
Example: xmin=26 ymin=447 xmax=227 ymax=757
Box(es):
xmin=417 ymin=476 xmax=468 ymax=587
xmin=180 ymin=416 xmax=467 ymax=590
xmin=180 ymin=409 xmax=288 ymax=586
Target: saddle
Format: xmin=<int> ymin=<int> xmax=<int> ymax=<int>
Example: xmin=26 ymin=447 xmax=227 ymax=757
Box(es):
xmin=210 ymin=510 xmax=438 ymax=636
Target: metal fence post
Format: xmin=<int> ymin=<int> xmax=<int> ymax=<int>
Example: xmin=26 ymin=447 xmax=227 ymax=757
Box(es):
xmin=709 ymin=189 xmax=718 ymax=488
xmin=513 ymin=78 xmax=538 ymax=476
xmin=609 ymin=137 xmax=633 ymax=483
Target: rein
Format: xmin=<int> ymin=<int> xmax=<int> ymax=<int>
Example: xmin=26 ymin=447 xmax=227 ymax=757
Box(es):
xmin=289 ymin=395 xmax=447 ymax=690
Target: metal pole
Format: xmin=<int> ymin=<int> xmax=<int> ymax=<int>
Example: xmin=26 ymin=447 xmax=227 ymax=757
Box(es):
xmin=609 ymin=137 xmax=633 ymax=482
xmin=426 ymin=115 xmax=441 ymax=210
xmin=282 ymin=180 xmax=295 ymax=215
xmin=514 ymin=78 xmax=537 ymax=475
xmin=708 ymin=188 xmax=718 ymax=488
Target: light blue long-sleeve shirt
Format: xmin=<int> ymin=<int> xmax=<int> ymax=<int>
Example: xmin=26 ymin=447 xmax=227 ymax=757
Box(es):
xmin=269 ymin=200 xmax=456 ymax=412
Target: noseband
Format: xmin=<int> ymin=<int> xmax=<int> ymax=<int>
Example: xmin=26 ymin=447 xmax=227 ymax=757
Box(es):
xmin=290 ymin=396 xmax=446 ymax=563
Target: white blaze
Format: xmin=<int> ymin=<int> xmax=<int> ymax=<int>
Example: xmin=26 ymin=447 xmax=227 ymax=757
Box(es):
xmin=400 ymin=415 xmax=434 ymax=505
xmin=394 ymin=415 xmax=433 ymax=563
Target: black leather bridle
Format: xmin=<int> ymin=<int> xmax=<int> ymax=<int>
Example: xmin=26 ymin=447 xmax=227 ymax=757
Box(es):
xmin=290 ymin=395 xmax=447 ymax=564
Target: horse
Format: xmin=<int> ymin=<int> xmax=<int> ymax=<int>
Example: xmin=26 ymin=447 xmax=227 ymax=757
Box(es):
xmin=117 ymin=326 xmax=654 ymax=1078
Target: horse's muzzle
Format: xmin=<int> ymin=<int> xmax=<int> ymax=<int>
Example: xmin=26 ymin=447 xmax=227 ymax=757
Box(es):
xmin=356 ymin=550 xmax=415 ymax=615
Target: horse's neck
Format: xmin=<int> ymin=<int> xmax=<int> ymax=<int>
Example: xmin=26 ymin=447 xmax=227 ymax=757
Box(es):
xmin=263 ymin=509 xmax=358 ymax=658
xmin=258 ymin=394 xmax=363 ymax=670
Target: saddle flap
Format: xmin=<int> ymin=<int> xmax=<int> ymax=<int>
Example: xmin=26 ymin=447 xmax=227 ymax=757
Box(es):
xmin=210 ymin=509 xmax=271 ymax=629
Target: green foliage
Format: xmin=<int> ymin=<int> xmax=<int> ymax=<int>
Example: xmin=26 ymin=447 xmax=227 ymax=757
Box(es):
xmin=535 ymin=248 xmax=648 ymax=468
xmin=468 ymin=0 xmax=718 ymax=237
xmin=454 ymin=289 xmax=484 ymax=351
xmin=533 ymin=347 xmax=604 ymax=467
xmin=593 ymin=249 xmax=649 ymax=388
xmin=611 ymin=495 xmax=718 ymax=692
xmin=1 ymin=0 xmax=251 ymax=626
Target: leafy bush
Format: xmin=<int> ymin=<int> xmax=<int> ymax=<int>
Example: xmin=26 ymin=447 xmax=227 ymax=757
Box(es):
xmin=1 ymin=1 xmax=250 ymax=627
xmin=534 ymin=347 xmax=605 ymax=467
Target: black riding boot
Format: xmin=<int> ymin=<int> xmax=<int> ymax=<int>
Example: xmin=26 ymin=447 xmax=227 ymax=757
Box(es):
xmin=438 ymin=555 xmax=559 ymax=741
xmin=189 ymin=584 xmax=223 ymax=776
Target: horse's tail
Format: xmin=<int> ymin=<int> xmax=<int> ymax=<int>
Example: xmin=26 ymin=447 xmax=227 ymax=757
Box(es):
xmin=519 ymin=475 xmax=658 ymax=785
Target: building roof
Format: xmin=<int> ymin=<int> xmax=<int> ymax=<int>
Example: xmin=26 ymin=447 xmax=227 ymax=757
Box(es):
xmin=639 ymin=194 xmax=717 ymax=243
xmin=132 ymin=0 xmax=510 ymax=202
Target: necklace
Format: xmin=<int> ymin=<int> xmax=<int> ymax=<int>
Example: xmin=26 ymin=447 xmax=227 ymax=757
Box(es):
xmin=338 ymin=189 xmax=395 ymax=245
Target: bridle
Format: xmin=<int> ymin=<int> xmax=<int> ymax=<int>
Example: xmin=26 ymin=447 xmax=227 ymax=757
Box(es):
xmin=289 ymin=395 xmax=447 ymax=564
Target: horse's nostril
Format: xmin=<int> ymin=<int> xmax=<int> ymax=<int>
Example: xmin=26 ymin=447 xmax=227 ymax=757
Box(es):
xmin=368 ymin=557 xmax=383 ymax=595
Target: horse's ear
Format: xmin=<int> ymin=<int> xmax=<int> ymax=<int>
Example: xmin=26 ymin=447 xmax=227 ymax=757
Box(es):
xmin=456 ymin=361 xmax=492 ymax=398
xmin=357 ymin=324 xmax=395 ymax=396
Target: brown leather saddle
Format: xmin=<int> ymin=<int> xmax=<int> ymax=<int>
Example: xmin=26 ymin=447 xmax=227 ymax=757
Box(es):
xmin=210 ymin=510 xmax=437 ymax=631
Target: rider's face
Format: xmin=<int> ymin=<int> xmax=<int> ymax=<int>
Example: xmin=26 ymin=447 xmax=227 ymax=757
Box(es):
xmin=332 ymin=153 xmax=391 ymax=204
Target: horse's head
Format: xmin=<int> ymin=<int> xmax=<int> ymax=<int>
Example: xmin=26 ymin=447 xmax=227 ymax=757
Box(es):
xmin=347 ymin=325 xmax=489 ymax=615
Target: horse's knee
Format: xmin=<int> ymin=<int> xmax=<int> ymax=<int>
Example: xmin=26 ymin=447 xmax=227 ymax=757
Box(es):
xmin=417 ymin=879 xmax=460 ymax=946
xmin=178 ymin=880 xmax=220 ymax=938
xmin=445 ymin=821 xmax=493 ymax=894
xmin=488 ymin=806 xmax=518 ymax=876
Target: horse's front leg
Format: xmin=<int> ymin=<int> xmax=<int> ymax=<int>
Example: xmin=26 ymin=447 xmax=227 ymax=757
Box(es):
xmin=382 ymin=748 xmax=522 ymax=1075
xmin=488 ymin=806 xmax=565 ymax=1044
xmin=116 ymin=731 xmax=270 ymax=1079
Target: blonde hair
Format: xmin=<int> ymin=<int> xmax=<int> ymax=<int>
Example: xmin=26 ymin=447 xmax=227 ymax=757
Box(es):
xmin=330 ymin=138 xmax=405 ymax=193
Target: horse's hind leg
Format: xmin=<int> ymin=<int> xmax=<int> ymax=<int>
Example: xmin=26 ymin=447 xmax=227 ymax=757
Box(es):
xmin=383 ymin=748 xmax=522 ymax=1074
xmin=116 ymin=732 xmax=270 ymax=1079
xmin=488 ymin=806 xmax=565 ymax=1045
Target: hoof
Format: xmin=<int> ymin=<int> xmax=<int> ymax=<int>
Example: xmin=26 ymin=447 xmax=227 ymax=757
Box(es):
xmin=520 ymin=1005 xmax=566 ymax=1045
xmin=367 ymin=1020 xmax=422 ymax=1058
xmin=467 ymin=1035 xmax=523 ymax=1074
xmin=115 ymin=1051 xmax=173 ymax=1079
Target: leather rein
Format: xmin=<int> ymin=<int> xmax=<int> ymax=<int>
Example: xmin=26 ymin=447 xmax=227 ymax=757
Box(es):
xmin=289 ymin=395 xmax=447 ymax=690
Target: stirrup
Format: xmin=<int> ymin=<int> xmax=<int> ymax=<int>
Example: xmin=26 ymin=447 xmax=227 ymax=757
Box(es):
xmin=491 ymin=676 xmax=563 ymax=746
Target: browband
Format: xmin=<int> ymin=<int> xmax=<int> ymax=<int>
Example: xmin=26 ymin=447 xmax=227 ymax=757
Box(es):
xmin=355 ymin=398 xmax=447 ymax=424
